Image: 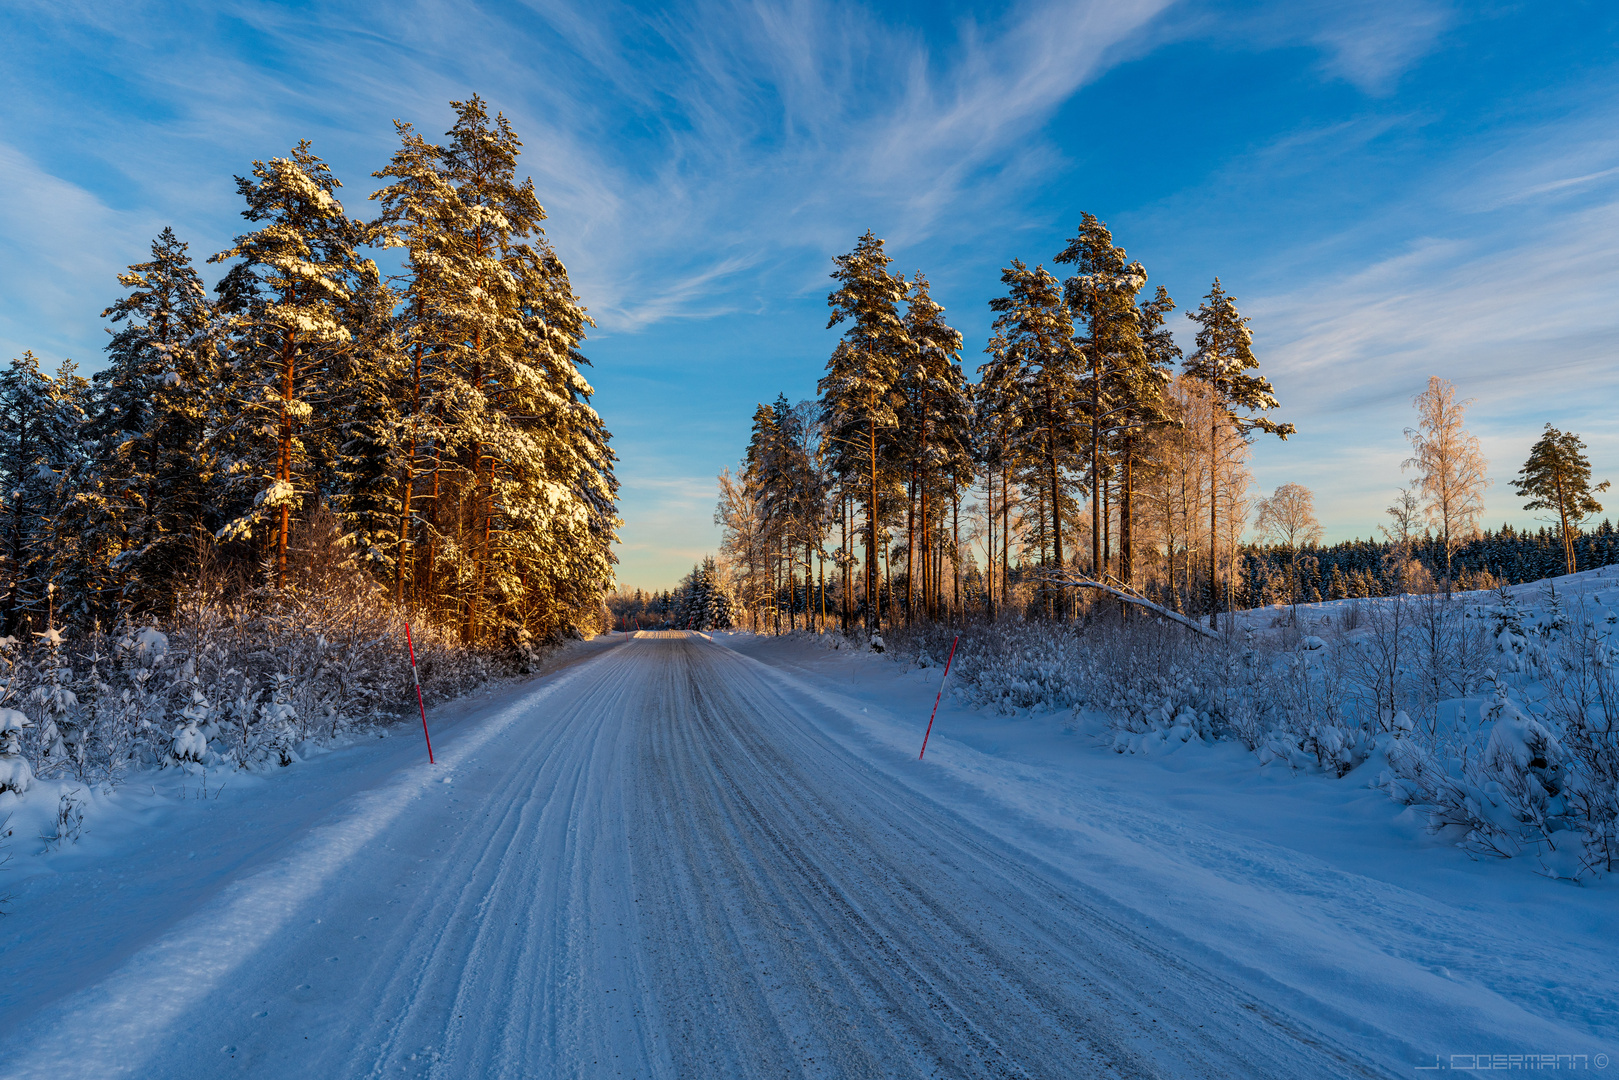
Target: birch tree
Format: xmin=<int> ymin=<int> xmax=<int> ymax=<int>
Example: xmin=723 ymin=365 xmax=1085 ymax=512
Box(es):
xmin=1402 ymin=376 xmax=1489 ymax=592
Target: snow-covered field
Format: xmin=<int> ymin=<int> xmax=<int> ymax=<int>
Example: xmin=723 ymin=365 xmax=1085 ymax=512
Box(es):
xmin=0 ymin=616 xmax=1613 ymax=1077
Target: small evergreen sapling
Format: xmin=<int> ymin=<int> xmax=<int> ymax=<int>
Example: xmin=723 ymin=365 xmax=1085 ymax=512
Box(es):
xmin=30 ymin=623 xmax=80 ymax=773
xmin=259 ymin=673 xmax=300 ymax=767
xmin=165 ymin=679 xmax=212 ymax=769
xmin=0 ymin=710 xmax=32 ymax=796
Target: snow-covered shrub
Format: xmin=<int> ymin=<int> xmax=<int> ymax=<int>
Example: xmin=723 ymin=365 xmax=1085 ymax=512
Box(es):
xmin=1537 ymin=609 xmax=1619 ymax=875
xmin=0 ymin=710 xmax=33 ymax=797
xmin=30 ymin=628 xmax=80 ymax=773
xmin=256 ymin=673 xmax=300 ymax=769
xmin=1259 ymin=641 xmax=1371 ymax=776
xmin=164 ymin=677 xmax=212 ymax=769
xmin=1383 ymin=677 xmax=1582 ymax=873
xmin=40 ymin=788 xmax=85 ymax=849
xmin=882 ymin=614 xmax=1263 ymax=741
xmin=0 ymin=578 xmax=513 ymax=801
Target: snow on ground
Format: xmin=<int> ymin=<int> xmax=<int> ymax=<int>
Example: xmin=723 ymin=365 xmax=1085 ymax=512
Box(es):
xmin=0 ymin=619 xmax=1612 ymax=1077
xmin=721 ymin=619 xmax=1619 ymax=1071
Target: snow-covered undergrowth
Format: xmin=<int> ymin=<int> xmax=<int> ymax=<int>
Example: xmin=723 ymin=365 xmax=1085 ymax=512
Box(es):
xmin=0 ymin=584 xmax=514 ymax=869
xmin=876 ymin=571 xmax=1619 ymax=880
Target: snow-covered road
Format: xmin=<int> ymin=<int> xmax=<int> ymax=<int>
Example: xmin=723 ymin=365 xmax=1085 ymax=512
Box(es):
xmin=3 ymin=633 xmax=1423 ymax=1077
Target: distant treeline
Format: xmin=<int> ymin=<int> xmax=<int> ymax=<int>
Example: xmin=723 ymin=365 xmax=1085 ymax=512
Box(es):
xmin=1230 ymin=523 xmax=1619 ymax=608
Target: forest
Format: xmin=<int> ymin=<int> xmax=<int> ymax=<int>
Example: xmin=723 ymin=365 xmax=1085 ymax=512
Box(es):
xmin=688 ymin=222 xmax=1610 ymax=635
xmin=1 ymin=96 xmax=617 ymax=649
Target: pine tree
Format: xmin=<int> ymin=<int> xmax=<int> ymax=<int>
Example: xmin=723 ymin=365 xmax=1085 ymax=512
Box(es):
xmin=371 ymin=120 xmax=463 ymax=603
xmin=211 ymin=142 xmax=368 ymax=590
xmin=1055 ymin=214 xmax=1150 ymax=581
xmin=820 ymin=232 xmax=908 ymax=630
xmin=1512 ymin=424 xmax=1609 ymax=577
xmin=984 ymin=260 xmax=1080 ymax=610
xmin=897 ymin=275 xmax=968 ymax=621
xmin=1184 ymin=280 xmax=1293 ymax=625
xmin=375 ymin=98 xmax=617 ymax=643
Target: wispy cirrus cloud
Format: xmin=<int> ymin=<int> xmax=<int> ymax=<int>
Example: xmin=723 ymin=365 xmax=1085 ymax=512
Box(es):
xmin=2 ymin=0 xmax=1174 ymax=347
xmin=1 ymin=0 xmax=1608 ymax=586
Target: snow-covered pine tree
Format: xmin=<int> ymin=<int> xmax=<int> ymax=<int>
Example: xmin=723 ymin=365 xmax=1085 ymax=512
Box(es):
xmin=210 ymin=142 xmax=367 ymax=591
xmin=86 ymin=228 xmax=221 ymax=611
xmin=820 ymin=232 xmax=908 ymax=630
xmin=983 ymin=260 xmax=1080 ymax=611
xmin=1056 ymin=214 xmax=1149 ymax=581
xmin=1184 ymin=280 xmax=1293 ymax=625
xmin=492 ymin=235 xmax=619 ymax=643
xmin=370 ymin=120 xmax=464 ymax=605
xmin=898 ymin=275 xmax=969 ymax=621
xmin=0 ymin=354 xmax=86 ymax=635
xmin=374 ymin=99 xmax=617 ymax=644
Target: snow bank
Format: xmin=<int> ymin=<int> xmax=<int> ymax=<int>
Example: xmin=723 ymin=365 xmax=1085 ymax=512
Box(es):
xmin=869 ymin=568 xmax=1619 ymax=879
xmin=0 ymin=586 xmax=511 ymax=881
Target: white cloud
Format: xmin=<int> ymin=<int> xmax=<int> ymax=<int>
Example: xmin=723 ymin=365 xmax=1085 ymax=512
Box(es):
xmin=0 ymin=143 xmax=159 ymax=362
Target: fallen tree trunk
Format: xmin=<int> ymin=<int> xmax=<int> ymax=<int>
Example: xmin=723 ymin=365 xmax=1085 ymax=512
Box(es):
xmin=1040 ymin=573 xmax=1224 ymax=640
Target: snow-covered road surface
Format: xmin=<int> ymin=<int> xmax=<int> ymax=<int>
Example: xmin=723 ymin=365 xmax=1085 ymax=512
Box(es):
xmin=6 ymin=633 xmax=1420 ymax=1077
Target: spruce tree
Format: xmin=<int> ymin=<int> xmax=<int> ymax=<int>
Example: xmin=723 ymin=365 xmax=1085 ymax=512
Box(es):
xmin=0 ymin=354 xmax=83 ymax=634
xmin=90 ymin=228 xmax=220 ymax=609
xmin=328 ymin=262 xmax=407 ymax=577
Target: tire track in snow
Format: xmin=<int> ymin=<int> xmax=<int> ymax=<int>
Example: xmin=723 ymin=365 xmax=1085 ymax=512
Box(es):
xmin=0 ymin=657 xmax=603 ymax=1080
xmin=3 ymin=634 xmax=1399 ymax=1079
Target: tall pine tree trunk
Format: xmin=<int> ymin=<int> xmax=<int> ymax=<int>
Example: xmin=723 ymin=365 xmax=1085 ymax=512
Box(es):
xmin=905 ymin=473 xmax=916 ymax=624
xmin=1209 ymin=401 xmax=1219 ymax=629
xmin=1046 ymin=383 xmax=1063 ymax=618
xmin=1102 ymin=468 xmax=1111 ymax=577
xmin=952 ymin=486 xmax=961 ymax=621
xmin=1090 ymin=352 xmax=1101 ymax=582
xmin=395 ymin=333 xmax=422 ymax=603
xmin=1122 ymin=442 xmax=1135 ymax=588
xmin=986 ymin=466 xmax=995 ymax=619
xmin=275 ymin=322 xmax=297 ymax=592
xmin=841 ymin=490 xmax=851 ymax=633
xmin=867 ymin=418 xmax=879 ymax=631
xmin=1002 ymin=461 xmax=1011 ymax=617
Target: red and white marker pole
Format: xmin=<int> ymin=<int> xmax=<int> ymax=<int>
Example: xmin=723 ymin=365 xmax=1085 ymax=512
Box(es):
xmin=918 ymin=634 xmax=960 ymax=760
xmin=404 ymin=621 xmax=435 ymax=764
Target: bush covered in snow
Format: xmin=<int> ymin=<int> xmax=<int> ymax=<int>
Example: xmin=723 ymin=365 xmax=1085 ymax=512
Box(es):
xmin=877 ymin=573 xmax=1619 ymax=879
xmin=0 ymin=582 xmax=507 ymax=796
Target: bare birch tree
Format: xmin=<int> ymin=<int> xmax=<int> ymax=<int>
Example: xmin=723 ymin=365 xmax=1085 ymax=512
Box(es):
xmin=1402 ymin=377 xmax=1490 ymax=592
xmin=1254 ymin=482 xmax=1323 ymax=611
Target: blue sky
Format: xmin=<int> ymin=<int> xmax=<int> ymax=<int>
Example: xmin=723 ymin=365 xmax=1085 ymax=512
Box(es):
xmin=3 ymin=1 xmax=1617 ymax=591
